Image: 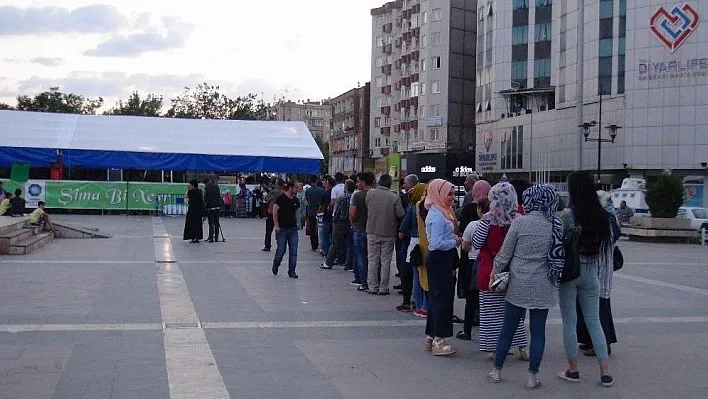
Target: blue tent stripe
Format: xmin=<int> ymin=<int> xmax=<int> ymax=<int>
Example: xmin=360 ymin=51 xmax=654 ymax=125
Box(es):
xmin=0 ymin=147 xmax=321 ymax=174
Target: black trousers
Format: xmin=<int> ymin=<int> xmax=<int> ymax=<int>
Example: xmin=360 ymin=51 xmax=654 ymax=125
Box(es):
xmin=424 ymin=249 xmax=455 ymax=339
xmin=307 ymin=215 xmax=319 ymax=250
xmin=207 ymin=208 xmax=220 ymax=241
xmin=577 ymin=297 xmax=617 ymax=347
xmin=264 ymin=214 xmax=274 ymax=249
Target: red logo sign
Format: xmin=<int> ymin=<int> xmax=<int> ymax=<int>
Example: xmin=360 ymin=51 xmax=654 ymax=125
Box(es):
xmin=483 ymin=132 xmax=493 ymax=152
xmin=650 ymin=4 xmax=700 ymax=52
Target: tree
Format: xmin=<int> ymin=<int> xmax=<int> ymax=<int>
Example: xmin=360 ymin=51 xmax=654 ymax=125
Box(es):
xmin=314 ymin=135 xmax=329 ymax=175
xmin=104 ymin=91 xmax=163 ymax=117
xmin=166 ymin=82 xmax=268 ymax=120
xmin=16 ymin=87 xmax=103 ymax=114
xmin=646 ymin=173 xmax=684 ymax=218
xmin=0 ymin=103 xmax=13 ymax=110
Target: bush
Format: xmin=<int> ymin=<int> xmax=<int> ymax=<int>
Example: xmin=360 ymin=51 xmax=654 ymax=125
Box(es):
xmin=645 ymin=174 xmax=684 ymax=218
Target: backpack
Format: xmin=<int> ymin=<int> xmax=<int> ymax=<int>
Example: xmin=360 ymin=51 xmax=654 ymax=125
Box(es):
xmin=561 ymin=223 xmax=582 ymax=283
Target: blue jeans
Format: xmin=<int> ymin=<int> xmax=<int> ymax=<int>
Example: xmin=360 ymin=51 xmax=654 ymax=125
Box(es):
xmin=273 ymin=227 xmax=298 ymax=274
xmin=559 ymin=262 xmax=609 ymax=362
xmin=494 ymin=302 xmax=549 ymax=374
xmin=352 ymin=228 xmax=368 ymax=285
xmin=321 ymin=222 xmax=332 ymax=256
xmin=412 ymin=261 xmax=428 ymax=311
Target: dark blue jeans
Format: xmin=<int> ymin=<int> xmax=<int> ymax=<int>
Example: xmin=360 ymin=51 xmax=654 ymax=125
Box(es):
xmin=321 ymin=222 xmax=332 ymax=256
xmin=352 ymin=228 xmax=368 ymax=285
xmin=273 ymin=227 xmax=299 ymax=274
xmin=494 ymin=301 xmax=549 ymax=374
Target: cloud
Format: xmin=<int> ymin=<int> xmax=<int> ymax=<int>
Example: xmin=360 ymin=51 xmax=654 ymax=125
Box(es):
xmin=30 ymin=57 xmax=65 ymax=67
xmin=0 ymin=4 xmax=127 ymax=36
xmin=83 ymin=16 xmax=192 ymax=58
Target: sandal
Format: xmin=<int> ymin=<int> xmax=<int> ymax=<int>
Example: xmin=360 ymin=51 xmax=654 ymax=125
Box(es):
xmin=526 ymin=378 xmax=541 ymax=390
xmin=432 ymin=339 xmax=456 ymax=356
xmin=424 ymin=337 xmax=433 ymax=352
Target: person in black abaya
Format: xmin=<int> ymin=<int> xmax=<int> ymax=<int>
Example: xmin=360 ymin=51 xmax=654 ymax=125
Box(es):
xmin=183 ymin=179 xmax=204 ymax=243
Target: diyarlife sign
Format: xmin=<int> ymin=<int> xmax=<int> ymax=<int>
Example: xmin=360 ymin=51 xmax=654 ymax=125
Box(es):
xmin=639 ymin=4 xmax=706 ymax=81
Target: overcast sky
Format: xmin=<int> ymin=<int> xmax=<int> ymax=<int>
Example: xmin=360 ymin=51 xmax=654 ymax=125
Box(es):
xmin=0 ymin=0 xmax=384 ymax=109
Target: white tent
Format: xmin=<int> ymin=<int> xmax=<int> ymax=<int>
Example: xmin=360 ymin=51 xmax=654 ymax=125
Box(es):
xmin=0 ymin=110 xmax=323 ymax=174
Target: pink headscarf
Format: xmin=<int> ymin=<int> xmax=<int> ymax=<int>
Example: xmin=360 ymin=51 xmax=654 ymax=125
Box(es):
xmin=471 ymin=180 xmax=492 ymax=203
xmin=424 ymin=179 xmax=455 ymax=221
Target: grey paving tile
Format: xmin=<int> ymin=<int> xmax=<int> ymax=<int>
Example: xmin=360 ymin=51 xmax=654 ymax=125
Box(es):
xmin=227 ymin=384 xmax=287 ymax=399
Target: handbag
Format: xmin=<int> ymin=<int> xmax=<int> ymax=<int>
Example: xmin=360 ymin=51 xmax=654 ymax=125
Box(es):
xmin=613 ymin=246 xmax=624 ymax=271
xmin=305 ymin=217 xmax=312 ymax=236
xmin=490 ymin=271 xmax=510 ymax=293
xmin=561 ymin=224 xmax=582 ymax=283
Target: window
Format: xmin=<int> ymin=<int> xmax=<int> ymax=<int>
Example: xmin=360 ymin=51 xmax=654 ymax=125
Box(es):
xmin=432 ymin=56 xmax=441 ymax=69
xmin=419 ymin=106 xmax=425 ymax=118
xmin=535 ymin=23 xmax=551 ymax=42
xmin=421 ymin=58 xmax=426 ymax=72
xmin=420 ymin=82 xmax=426 ymax=95
xmin=429 ymin=129 xmax=440 ymax=141
xmin=411 ymin=83 xmax=419 ymax=97
xmin=375 ymin=138 xmax=381 ymax=147
xmin=375 ymin=57 xmax=383 ymax=67
xmin=599 ymin=0 xmax=613 ymax=19
xmin=431 ymin=80 xmax=440 ymax=93
xmin=375 ymin=77 xmax=383 ymax=87
xmin=501 ymin=126 xmax=524 ymax=169
xmin=513 ymin=0 xmax=529 ymax=10
xmin=432 ymin=8 xmax=442 ymax=21
xmin=511 ymin=61 xmax=528 ymax=88
xmin=421 ymin=35 xmax=427 ymax=48
xmin=376 ymin=36 xmax=384 ymax=47
xmin=535 ymin=0 xmax=551 ymax=5
xmin=431 ymin=32 xmax=441 ymax=45
xmin=534 ymin=59 xmax=551 ymax=78
xmin=422 ymin=11 xmax=427 ymax=24
xmin=512 ymin=26 xmax=528 ymax=45
xmin=374 ymin=117 xmax=381 ymax=127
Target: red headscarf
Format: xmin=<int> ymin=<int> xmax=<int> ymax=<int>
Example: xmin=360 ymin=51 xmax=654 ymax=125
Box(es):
xmin=471 ymin=180 xmax=492 ymax=203
xmin=424 ymin=179 xmax=455 ymax=222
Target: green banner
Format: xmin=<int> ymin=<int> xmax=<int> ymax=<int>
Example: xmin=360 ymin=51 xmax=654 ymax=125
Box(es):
xmin=1 ymin=180 xmax=241 ymax=210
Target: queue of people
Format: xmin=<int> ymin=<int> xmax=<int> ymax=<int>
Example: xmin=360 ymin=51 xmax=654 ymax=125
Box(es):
xmin=293 ymin=170 xmax=618 ymax=390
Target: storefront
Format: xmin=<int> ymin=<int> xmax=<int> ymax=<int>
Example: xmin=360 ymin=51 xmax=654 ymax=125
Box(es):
xmin=404 ymin=153 xmax=448 ymax=183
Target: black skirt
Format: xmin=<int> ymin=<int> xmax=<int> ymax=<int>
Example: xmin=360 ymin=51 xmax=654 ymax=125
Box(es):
xmin=577 ymin=297 xmax=617 ymax=346
xmin=183 ymin=208 xmax=204 ymax=240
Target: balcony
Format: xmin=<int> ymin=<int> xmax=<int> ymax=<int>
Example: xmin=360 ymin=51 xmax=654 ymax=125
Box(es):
xmin=381 ymin=127 xmax=391 ymax=136
xmin=382 ymin=148 xmax=390 ymax=156
xmin=410 ymin=119 xmax=418 ymax=129
xmin=383 ymin=23 xmax=392 ymax=33
xmin=411 ymin=73 xmax=419 ymax=82
xmin=381 ymin=64 xmax=392 ymax=74
xmin=384 ymin=43 xmax=392 ymax=54
xmin=381 ymin=85 xmax=391 ymax=95
xmin=381 ymin=106 xmax=391 ymax=115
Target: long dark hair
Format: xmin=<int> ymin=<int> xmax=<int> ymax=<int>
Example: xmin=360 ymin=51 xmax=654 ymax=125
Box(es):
xmin=567 ymin=171 xmax=611 ymax=250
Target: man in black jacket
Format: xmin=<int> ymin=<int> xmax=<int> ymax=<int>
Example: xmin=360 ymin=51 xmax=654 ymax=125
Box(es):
xmin=203 ymin=178 xmax=223 ymax=242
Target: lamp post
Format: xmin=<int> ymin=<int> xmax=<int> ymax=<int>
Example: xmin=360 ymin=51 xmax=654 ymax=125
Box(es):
xmin=579 ymin=91 xmax=621 ymax=185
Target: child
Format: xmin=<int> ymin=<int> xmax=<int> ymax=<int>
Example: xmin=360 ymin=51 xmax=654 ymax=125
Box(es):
xmin=29 ymin=201 xmax=56 ymax=232
xmin=0 ymin=192 xmax=13 ymax=216
xmin=10 ymin=189 xmax=26 ymax=216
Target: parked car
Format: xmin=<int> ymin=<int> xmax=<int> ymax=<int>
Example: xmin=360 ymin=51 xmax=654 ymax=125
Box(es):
xmin=677 ymin=207 xmax=708 ymax=231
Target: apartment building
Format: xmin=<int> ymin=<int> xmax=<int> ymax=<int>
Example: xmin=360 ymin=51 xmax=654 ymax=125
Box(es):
xmin=370 ymin=0 xmax=478 ymax=183
xmin=329 ymin=83 xmax=372 ymax=175
xmin=273 ymin=100 xmax=332 ymax=141
xmin=475 ymin=0 xmax=708 ymax=205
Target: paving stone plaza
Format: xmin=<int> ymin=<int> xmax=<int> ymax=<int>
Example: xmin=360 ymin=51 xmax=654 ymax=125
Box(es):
xmin=0 ymin=215 xmax=707 ymax=398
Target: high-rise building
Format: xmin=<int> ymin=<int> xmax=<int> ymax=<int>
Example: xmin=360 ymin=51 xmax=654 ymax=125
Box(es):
xmin=329 ymin=83 xmax=372 ymax=175
xmin=475 ymin=0 xmax=708 ymax=206
xmin=273 ymin=100 xmax=332 ymax=142
xmin=370 ymin=0 xmax=478 ymax=183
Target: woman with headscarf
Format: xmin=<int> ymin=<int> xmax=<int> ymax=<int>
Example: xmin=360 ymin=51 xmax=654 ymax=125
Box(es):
xmin=485 ymin=184 xmax=564 ymax=389
xmin=423 ymin=179 xmax=461 ymax=356
xmin=574 ymin=190 xmax=619 ymax=356
xmin=456 ymin=180 xmax=492 ymax=340
xmin=398 ymin=182 xmax=428 ymax=313
xmin=183 ymin=179 xmax=204 ymax=243
xmin=472 ymin=181 xmax=529 ymax=360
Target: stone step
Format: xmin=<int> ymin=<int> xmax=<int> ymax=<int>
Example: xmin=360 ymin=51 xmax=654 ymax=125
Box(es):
xmin=0 ymin=217 xmax=30 ymax=236
xmin=6 ymin=232 xmax=54 ymax=255
xmin=0 ymin=228 xmax=34 ymax=253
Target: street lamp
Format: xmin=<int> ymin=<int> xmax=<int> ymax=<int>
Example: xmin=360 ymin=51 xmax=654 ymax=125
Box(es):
xmin=579 ymin=120 xmax=621 ymax=185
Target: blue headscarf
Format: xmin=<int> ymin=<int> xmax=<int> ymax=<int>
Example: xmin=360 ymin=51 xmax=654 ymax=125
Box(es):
xmin=523 ymin=184 xmax=565 ymax=287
